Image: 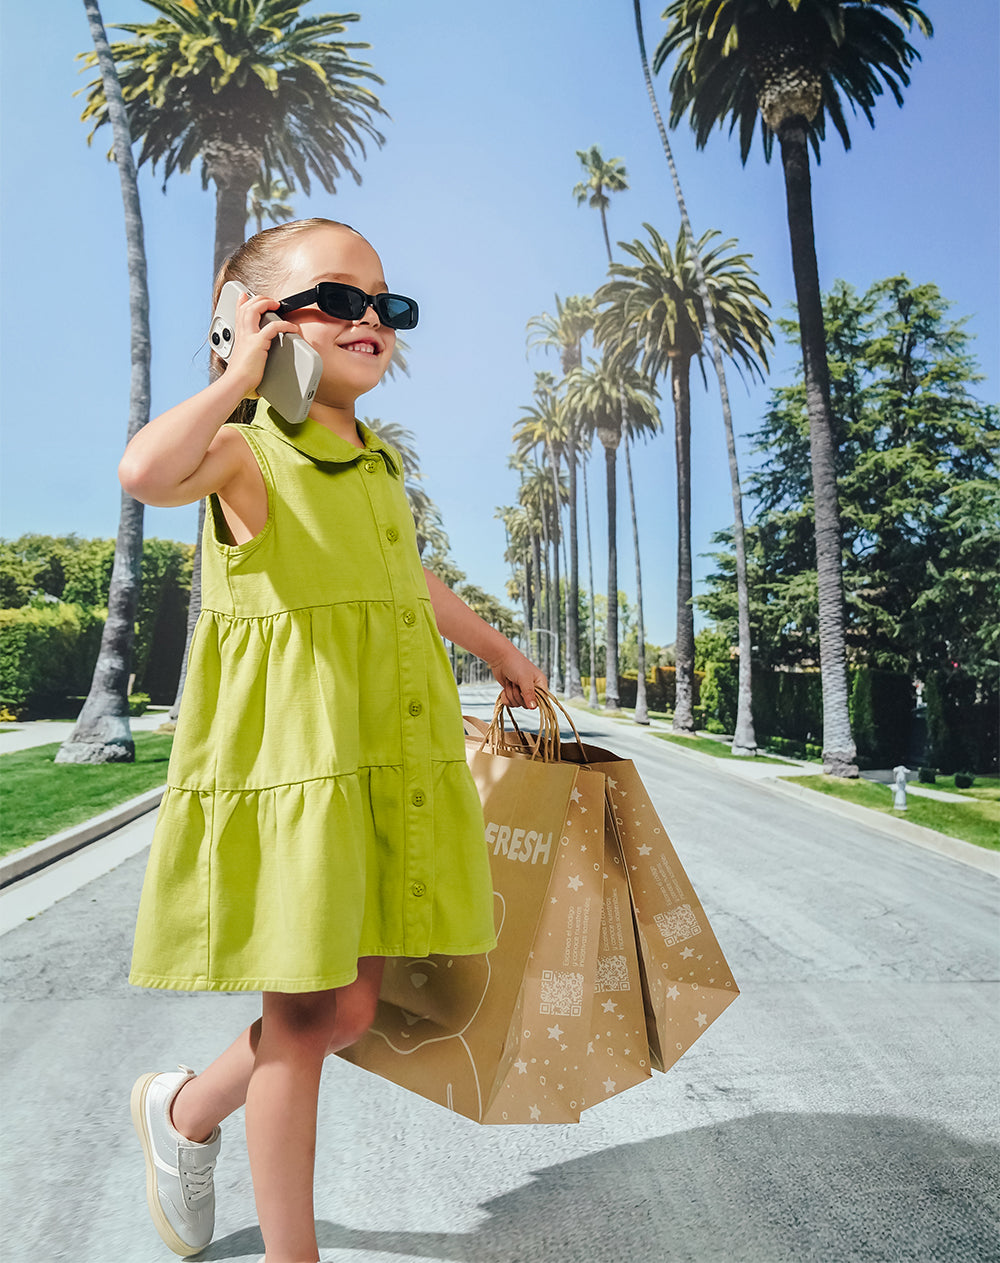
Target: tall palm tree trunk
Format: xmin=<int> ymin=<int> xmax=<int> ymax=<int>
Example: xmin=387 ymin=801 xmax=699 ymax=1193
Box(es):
xmin=557 ymin=489 xmax=571 ymax=693
xmin=546 ymin=441 xmax=564 ymax=692
xmin=549 ymin=530 xmax=562 ymax=692
xmin=598 ymin=205 xmax=614 ymax=264
xmin=671 ymin=359 xmax=696 ymax=733
xmin=542 ymin=541 xmax=553 ymax=683
xmin=779 ymin=121 xmax=857 ymax=777
xmin=633 ymin=0 xmax=757 ymax=754
xmin=623 ymin=439 xmax=649 ymax=723
xmin=565 ymin=440 xmax=583 ymax=697
xmin=599 ymin=217 xmax=649 ymax=726
xmin=524 ymin=550 xmax=535 ymax=653
xmin=538 ymin=502 xmax=553 ymax=683
xmin=582 ymin=455 xmax=600 ymax=707
xmin=531 ymin=532 xmax=546 ymax=678
xmin=208 ymin=154 xmax=259 ymax=276
xmin=603 ymin=442 xmax=621 ymax=710
xmin=58 ymin=0 xmax=151 ymax=765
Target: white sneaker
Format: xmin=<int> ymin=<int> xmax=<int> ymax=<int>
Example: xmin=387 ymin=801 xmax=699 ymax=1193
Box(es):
xmin=130 ymin=1065 xmax=221 ymax=1257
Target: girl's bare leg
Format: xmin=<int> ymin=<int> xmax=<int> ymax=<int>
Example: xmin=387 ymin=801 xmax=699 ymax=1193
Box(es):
xmin=170 ymin=1017 xmax=262 ymax=1143
xmin=248 ymin=959 xmax=384 ymax=1263
xmin=170 ymin=958 xmax=384 ymax=1144
xmin=168 ymin=958 xmax=385 ymax=1263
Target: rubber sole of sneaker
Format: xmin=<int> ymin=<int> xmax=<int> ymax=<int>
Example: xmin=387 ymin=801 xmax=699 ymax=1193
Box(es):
xmin=130 ymin=1072 xmax=202 ymax=1258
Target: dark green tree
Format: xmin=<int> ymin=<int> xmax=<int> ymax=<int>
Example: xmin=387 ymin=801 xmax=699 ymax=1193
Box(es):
xmin=702 ymin=277 xmax=999 ymax=690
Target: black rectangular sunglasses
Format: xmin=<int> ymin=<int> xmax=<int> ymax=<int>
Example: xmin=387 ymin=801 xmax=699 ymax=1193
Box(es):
xmin=276 ymin=281 xmax=419 ymax=330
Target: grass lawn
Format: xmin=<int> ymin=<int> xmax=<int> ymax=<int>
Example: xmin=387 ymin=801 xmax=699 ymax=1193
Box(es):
xmin=918 ymin=774 xmax=999 ymax=804
xmin=785 ymin=774 xmax=1000 ymax=851
xmin=0 ymin=733 xmax=172 ymax=856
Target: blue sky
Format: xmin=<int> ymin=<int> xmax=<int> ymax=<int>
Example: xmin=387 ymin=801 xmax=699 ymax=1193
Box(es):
xmin=1 ymin=0 xmax=997 ymax=646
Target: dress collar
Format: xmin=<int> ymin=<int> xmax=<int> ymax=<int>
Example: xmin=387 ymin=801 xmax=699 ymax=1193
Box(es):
xmin=248 ymin=399 xmax=401 ymax=475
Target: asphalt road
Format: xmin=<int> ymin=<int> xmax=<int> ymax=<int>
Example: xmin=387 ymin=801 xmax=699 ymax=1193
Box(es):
xmin=2 ymin=687 xmax=997 ymax=1263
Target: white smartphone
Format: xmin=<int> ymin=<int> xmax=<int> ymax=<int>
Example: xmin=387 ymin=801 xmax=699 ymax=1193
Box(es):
xmin=208 ymin=280 xmax=323 ymax=425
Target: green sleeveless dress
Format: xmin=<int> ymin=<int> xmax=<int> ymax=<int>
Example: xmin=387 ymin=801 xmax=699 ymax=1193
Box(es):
xmin=129 ymin=401 xmax=497 ymax=993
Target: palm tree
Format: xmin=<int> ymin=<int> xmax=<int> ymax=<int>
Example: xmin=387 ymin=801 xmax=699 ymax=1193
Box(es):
xmin=573 ymin=145 xmax=629 ymax=263
xmin=573 ymin=150 xmax=636 ymax=713
xmin=57 ymin=0 xmax=152 ymax=765
xmin=512 ymin=372 xmax=569 ymax=692
xmin=515 ymin=460 xmax=566 ymax=679
xmin=79 ymin=0 xmax=387 ymax=275
xmin=629 ymin=0 xmax=768 ymax=754
xmin=246 ymin=174 xmax=295 ymax=234
xmin=497 ymin=503 xmax=535 ymax=654
xmin=653 ymin=0 xmax=932 ymax=773
xmin=526 ymin=295 xmax=595 ymax=698
xmin=564 ymin=356 xmax=660 ymax=710
xmin=580 ymin=444 xmax=600 ymax=707
xmin=596 ymin=225 xmax=771 ymax=736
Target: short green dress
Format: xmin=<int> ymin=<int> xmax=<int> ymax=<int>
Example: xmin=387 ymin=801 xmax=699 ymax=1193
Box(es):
xmin=129 ymin=400 xmax=498 ymax=993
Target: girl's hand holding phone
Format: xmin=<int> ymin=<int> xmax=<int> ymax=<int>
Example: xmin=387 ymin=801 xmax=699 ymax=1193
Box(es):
xmin=224 ymin=292 xmax=302 ymax=396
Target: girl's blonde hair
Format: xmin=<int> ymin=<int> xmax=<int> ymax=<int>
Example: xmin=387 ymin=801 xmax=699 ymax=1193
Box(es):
xmin=210 ymin=217 xmax=361 ymax=423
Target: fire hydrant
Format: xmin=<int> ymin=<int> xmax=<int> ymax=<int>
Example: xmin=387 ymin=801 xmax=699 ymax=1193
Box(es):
xmin=892 ymin=765 xmax=909 ymax=810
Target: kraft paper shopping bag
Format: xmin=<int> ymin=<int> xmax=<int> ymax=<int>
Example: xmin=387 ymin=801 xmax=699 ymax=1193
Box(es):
xmin=579 ymin=793 xmax=653 ymax=1108
xmin=338 ymin=693 xmax=605 ymax=1123
xmin=566 ymin=741 xmax=740 ymax=1073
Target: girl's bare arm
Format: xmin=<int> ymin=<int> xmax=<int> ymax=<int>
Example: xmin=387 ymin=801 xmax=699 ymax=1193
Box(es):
xmin=423 ymin=568 xmax=547 ymax=709
xmin=118 ymin=294 xmax=299 ymax=507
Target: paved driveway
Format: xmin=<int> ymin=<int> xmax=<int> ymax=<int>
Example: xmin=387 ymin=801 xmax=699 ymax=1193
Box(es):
xmin=2 ymin=687 xmax=997 ymax=1262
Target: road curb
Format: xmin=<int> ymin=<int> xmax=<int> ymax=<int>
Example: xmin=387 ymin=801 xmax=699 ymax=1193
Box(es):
xmin=562 ymin=701 xmax=999 ymax=878
xmin=754 ymin=776 xmax=1000 ymax=876
xmin=0 ymin=786 xmax=165 ymax=888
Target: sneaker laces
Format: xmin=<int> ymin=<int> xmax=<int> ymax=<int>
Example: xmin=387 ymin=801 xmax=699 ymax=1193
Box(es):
xmin=181 ymin=1160 xmax=216 ymax=1203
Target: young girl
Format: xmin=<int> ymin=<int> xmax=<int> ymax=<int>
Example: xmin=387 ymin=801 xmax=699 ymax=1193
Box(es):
xmin=121 ymin=218 xmax=546 ymax=1263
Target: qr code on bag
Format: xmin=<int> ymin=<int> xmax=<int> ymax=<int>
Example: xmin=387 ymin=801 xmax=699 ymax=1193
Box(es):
xmin=540 ymin=970 xmax=584 ymax=1016
xmin=595 ymin=953 xmax=630 ymax=993
xmin=654 ymin=904 xmax=701 ymax=946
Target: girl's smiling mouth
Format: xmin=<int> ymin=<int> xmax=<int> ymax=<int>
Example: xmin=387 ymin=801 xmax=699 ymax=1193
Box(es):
xmin=340 ymin=336 xmax=383 ymax=356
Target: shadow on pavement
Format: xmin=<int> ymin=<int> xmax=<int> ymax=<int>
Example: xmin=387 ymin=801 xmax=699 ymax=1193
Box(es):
xmin=200 ymin=1111 xmax=998 ymax=1262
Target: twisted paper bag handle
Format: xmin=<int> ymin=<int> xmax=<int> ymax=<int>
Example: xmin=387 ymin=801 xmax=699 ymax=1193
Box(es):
xmin=464 ymin=686 xmax=586 ymax=763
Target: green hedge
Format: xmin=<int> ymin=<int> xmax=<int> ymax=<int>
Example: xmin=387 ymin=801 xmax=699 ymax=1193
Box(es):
xmin=0 ymin=535 xmax=193 ymax=707
xmin=612 ymin=668 xmax=704 ymax=711
xmin=0 ymin=604 xmax=106 ymax=715
xmin=925 ymin=672 xmax=998 ymax=774
xmin=849 ymin=667 xmax=914 ymax=766
xmin=698 ymin=662 xmax=918 ymax=768
xmin=752 ymin=669 xmax=825 ymax=746
xmin=700 ymin=662 xmax=738 ymax=735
